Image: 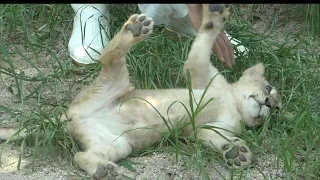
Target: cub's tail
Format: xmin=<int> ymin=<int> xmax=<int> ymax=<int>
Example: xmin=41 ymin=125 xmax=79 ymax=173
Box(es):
xmin=0 ymin=127 xmax=26 ymax=142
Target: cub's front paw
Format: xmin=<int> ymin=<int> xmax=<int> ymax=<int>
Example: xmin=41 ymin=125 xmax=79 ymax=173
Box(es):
xmin=93 ymin=163 xmax=124 ymax=180
xmin=123 ymin=14 xmax=154 ymax=40
xmin=221 ymin=138 xmax=252 ymax=169
xmin=202 ymin=4 xmax=232 ymax=30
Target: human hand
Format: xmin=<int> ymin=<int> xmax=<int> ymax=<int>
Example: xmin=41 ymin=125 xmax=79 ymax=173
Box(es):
xmin=187 ymin=4 xmax=235 ymax=67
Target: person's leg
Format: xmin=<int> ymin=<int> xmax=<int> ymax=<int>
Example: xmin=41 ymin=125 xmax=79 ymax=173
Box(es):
xmin=138 ymin=4 xmax=248 ymax=62
xmin=68 ymin=4 xmax=110 ymax=65
xmin=138 ymin=4 xmax=196 ymax=35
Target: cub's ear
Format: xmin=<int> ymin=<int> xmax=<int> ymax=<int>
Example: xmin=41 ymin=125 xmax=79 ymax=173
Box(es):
xmin=242 ymin=63 xmax=265 ymax=77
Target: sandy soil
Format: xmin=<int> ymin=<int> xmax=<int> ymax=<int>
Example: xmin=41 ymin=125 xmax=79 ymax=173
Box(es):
xmin=0 ymin=143 xmax=285 ymax=180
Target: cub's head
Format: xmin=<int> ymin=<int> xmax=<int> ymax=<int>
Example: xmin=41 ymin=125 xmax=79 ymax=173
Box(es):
xmin=234 ymin=63 xmax=282 ymax=127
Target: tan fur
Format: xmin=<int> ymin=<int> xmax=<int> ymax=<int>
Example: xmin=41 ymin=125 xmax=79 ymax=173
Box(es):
xmin=1 ymin=5 xmax=281 ymax=178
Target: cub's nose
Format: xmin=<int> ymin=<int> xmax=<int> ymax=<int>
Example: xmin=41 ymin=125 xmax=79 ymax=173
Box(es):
xmin=264 ymin=98 xmax=271 ymax=108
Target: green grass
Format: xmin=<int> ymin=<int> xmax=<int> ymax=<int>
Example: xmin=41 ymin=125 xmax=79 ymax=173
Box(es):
xmin=306 ymin=4 xmax=320 ymax=36
xmin=0 ymin=4 xmax=319 ymax=180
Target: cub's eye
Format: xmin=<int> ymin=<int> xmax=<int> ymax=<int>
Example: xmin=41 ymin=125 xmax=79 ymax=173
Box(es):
xmin=265 ymin=85 xmax=272 ymax=93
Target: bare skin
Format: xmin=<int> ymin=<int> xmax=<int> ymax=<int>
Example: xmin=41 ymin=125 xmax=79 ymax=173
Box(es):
xmin=187 ymin=4 xmax=235 ymax=67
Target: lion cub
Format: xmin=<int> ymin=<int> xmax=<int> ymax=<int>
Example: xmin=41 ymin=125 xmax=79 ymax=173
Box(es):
xmin=1 ymin=4 xmax=282 ymax=179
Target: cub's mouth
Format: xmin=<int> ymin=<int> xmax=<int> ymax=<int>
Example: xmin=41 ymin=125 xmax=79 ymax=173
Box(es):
xmin=251 ymin=96 xmax=272 ymax=119
xmin=255 ymin=97 xmax=281 ymax=119
xmin=257 ymin=103 xmax=270 ymax=119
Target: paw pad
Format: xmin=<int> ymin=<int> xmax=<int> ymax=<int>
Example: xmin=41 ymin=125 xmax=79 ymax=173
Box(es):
xmin=225 ymin=146 xmax=240 ymax=159
xmin=205 ymin=21 xmax=214 ymax=29
xmin=209 ymin=4 xmax=224 ymax=14
xmin=125 ymin=14 xmax=153 ymax=38
xmin=138 ymin=15 xmax=146 ymax=22
xmin=240 ymin=146 xmax=248 ymax=152
xmin=130 ymin=14 xmax=138 ymax=22
xmin=202 ymin=4 xmax=231 ymax=31
xmin=239 ymin=154 xmax=247 ymax=161
xmin=143 ymin=20 xmax=151 ymax=26
xmin=94 ymin=164 xmax=108 ymax=179
xmin=93 ymin=163 xmax=123 ymax=180
xmin=222 ymin=139 xmax=252 ymax=168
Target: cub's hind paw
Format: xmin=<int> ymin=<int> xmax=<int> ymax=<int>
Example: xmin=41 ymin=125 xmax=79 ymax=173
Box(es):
xmin=124 ymin=14 xmax=154 ymax=39
xmin=93 ymin=163 xmax=124 ymax=180
xmin=222 ymin=138 xmax=252 ymax=169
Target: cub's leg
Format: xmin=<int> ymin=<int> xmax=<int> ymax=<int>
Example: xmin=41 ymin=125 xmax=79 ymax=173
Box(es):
xmin=191 ymin=4 xmax=253 ymax=169
xmin=72 ymin=14 xmax=154 ymax=180
xmin=98 ymin=13 xmax=154 ymax=100
xmin=100 ymin=13 xmax=154 ymax=71
xmin=183 ymin=4 xmax=231 ymax=89
xmin=69 ymin=13 xmax=154 ymax=110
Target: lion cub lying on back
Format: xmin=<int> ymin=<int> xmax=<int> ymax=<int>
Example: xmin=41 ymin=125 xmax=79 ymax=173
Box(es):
xmin=1 ymin=4 xmax=282 ymax=179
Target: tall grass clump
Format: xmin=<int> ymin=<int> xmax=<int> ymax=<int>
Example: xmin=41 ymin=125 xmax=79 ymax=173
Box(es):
xmin=306 ymin=4 xmax=320 ymax=36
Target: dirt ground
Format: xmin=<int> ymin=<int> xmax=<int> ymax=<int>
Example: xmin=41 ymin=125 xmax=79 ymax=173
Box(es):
xmin=0 ymin=143 xmax=285 ymax=180
xmin=0 ymin=4 xmax=314 ymax=180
